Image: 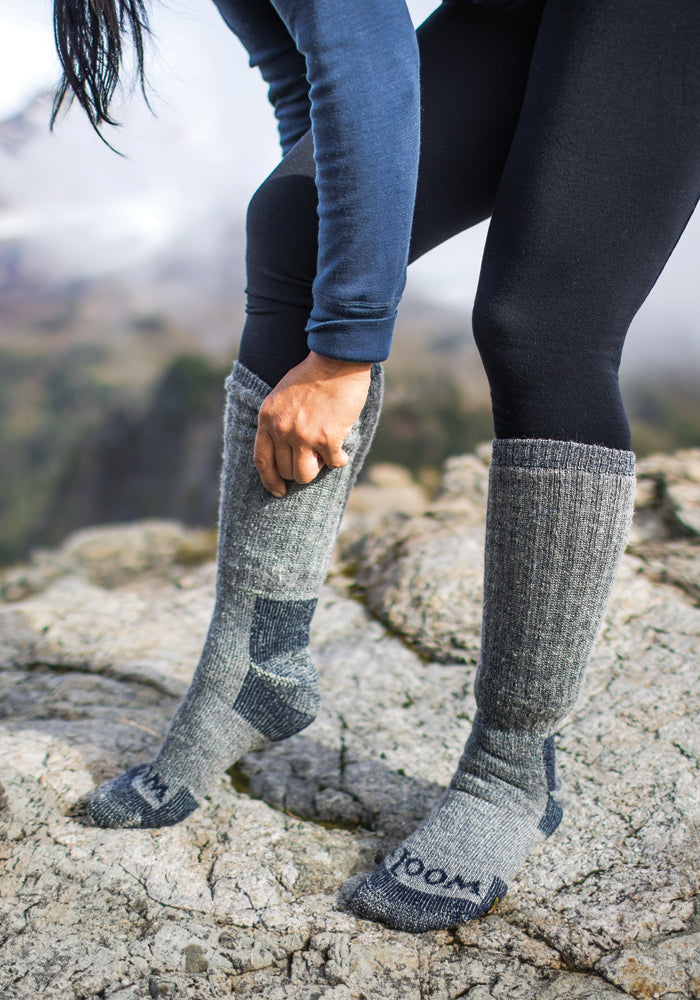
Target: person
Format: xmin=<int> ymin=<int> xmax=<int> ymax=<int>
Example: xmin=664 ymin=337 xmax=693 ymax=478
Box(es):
xmin=51 ymin=0 xmax=700 ymax=933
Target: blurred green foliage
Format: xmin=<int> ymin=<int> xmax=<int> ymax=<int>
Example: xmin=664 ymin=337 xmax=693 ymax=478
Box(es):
xmin=0 ymin=344 xmax=117 ymax=565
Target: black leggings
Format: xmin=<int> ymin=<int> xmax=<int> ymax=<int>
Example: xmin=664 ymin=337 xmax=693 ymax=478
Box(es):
xmin=239 ymin=0 xmax=700 ymax=449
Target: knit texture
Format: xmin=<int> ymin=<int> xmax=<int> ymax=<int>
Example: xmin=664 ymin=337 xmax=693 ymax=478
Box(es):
xmin=350 ymin=438 xmax=636 ymax=931
xmin=89 ymin=361 xmax=383 ymax=828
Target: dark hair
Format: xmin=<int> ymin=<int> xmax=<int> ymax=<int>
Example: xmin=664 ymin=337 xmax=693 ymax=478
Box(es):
xmin=51 ymin=0 xmax=151 ymax=145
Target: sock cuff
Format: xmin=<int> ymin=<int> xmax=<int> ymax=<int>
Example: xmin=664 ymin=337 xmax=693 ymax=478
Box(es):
xmin=227 ymin=361 xmax=273 ymax=400
xmin=364 ymin=362 xmax=385 ymax=415
xmin=491 ymin=438 xmax=636 ymax=478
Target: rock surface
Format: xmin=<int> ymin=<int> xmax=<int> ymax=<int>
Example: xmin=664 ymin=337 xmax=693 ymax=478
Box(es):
xmin=1 ymin=449 xmax=699 ymax=1000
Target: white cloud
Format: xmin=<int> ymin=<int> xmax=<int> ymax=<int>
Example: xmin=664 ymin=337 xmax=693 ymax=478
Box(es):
xmin=0 ymin=1 xmax=59 ymax=118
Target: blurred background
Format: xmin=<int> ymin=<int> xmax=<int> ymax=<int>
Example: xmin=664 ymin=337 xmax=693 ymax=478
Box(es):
xmin=1 ymin=0 xmax=699 ymax=567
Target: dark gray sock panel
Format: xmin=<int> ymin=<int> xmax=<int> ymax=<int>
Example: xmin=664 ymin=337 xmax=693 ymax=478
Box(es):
xmin=350 ymin=439 xmax=635 ymax=932
xmin=89 ymin=362 xmax=383 ymax=829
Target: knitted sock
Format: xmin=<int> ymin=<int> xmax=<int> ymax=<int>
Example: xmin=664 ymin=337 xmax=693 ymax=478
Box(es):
xmin=89 ymin=361 xmax=383 ymax=828
xmin=350 ymin=439 xmax=636 ymax=932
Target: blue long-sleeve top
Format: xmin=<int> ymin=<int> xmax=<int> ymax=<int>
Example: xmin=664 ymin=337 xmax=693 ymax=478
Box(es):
xmin=211 ymin=0 xmax=421 ymax=362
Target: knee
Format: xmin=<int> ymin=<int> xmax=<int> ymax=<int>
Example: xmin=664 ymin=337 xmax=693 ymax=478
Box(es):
xmin=471 ymin=278 xmax=622 ymax=394
xmin=471 ymin=283 xmax=629 ymax=446
xmin=245 ymin=171 xmax=318 ymax=309
xmin=471 ymin=284 xmax=546 ymax=394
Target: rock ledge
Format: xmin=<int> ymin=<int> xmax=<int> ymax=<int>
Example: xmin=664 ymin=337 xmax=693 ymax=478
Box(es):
xmin=1 ymin=450 xmax=699 ymax=999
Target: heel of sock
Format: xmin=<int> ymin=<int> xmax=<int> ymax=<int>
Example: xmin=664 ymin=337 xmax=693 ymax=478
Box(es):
xmin=231 ymin=594 xmax=320 ymax=741
xmin=233 ymin=651 xmax=320 ymax=742
xmin=538 ymin=735 xmax=564 ymax=836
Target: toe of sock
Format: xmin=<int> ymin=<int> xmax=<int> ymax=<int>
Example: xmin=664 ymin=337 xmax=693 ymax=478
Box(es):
xmin=88 ymin=765 xmax=199 ymax=829
xmin=89 ymin=766 xmax=150 ymax=828
xmin=349 ymin=865 xmax=508 ymax=933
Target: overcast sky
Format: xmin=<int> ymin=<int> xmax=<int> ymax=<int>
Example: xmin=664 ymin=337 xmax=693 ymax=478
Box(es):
xmin=1 ymin=0 xmax=698 ymax=373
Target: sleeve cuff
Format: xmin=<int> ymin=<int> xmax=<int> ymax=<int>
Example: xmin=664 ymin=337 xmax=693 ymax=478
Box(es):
xmin=306 ymin=313 xmax=395 ymax=363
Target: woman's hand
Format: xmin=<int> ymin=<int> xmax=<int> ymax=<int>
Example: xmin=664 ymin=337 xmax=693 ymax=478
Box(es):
xmin=254 ymin=351 xmax=372 ymax=497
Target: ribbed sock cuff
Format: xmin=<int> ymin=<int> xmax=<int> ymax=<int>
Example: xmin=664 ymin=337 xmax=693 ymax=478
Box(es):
xmin=228 ymin=360 xmax=273 ymax=398
xmin=491 ymin=438 xmax=636 ymax=478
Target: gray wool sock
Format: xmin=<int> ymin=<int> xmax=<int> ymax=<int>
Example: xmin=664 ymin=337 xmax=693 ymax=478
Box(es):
xmin=89 ymin=361 xmax=383 ymax=828
xmin=350 ymin=438 xmax=636 ymax=932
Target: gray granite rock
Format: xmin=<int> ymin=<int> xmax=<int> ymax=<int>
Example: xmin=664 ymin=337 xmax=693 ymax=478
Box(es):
xmin=345 ymin=462 xmax=429 ymax=520
xmin=631 ymin=448 xmax=700 ymax=609
xmin=0 ymin=520 xmax=216 ymax=603
xmin=634 ymin=448 xmax=700 ymax=540
xmin=1 ymin=451 xmax=699 ymax=999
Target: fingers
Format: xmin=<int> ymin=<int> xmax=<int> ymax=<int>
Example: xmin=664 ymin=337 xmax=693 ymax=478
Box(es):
xmin=272 ymin=443 xmax=295 ymax=482
xmin=254 ymin=424 xmax=327 ymax=496
xmin=315 ymin=440 xmax=348 ymax=471
xmin=253 ymin=427 xmax=287 ymax=498
xmin=253 ymin=357 xmax=369 ymax=495
xmin=274 ymin=441 xmax=323 ymax=485
xmin=293 ymin=447 xmax=324 ymax=485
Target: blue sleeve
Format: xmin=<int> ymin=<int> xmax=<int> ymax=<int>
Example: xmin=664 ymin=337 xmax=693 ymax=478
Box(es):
xmin=271 ymin=0 xmax=421 ymax=362
xmin=210 ymin=0 xmax=311 ymax=155
xmin=212 ymin=0 xmax=420 ymax=362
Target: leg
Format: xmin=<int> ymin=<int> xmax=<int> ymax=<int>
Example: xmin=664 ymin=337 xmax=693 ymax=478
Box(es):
xmin=473 ymin=0 xmax=700 ymax=447
xmin=237 ymin=138 xmax=318 ymax=387
xmin=351 ymin=0 xmax=700 ymax=930
xmin=89 ymin=362 xmax=384 ymax=827
xmin=89 ymin=153 xmax=384 ymax=829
